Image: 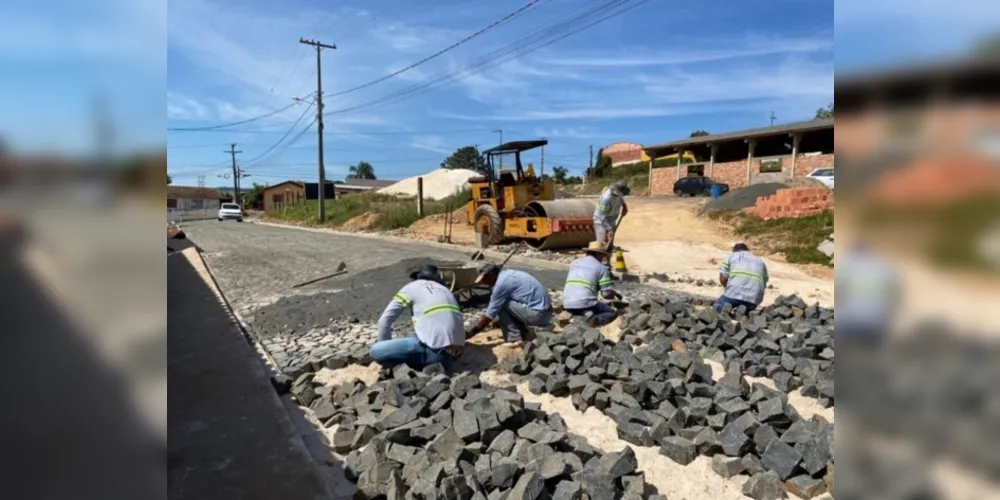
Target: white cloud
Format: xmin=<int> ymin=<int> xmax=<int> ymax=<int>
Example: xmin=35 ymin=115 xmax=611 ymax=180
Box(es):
xmin=538 ymin=34 xmax=833 ymax=67
xmin=440 ymin=55 xmax=833 ymax=122
xmin=166 ymin=93 xmax=209 ymax=120
xmin=410 ymin=135 xmax=451 ymax=155
xmin=533 ymin=127 xmax=609 ymax=139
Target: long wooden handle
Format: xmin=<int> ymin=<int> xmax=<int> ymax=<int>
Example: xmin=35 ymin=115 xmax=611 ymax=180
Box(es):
xmin=498 ymin=242 xmax=524 ymax=268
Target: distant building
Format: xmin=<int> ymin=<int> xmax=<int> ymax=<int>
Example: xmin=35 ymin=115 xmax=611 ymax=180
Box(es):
xmin=603 ymin=141 xmax=697 ymax=167
xmin=167 ymin=186 xmax=225 ymax=220
xmin=644 ymin=119 xmax=834 ymax=195
xmin=261 ymin=178 xmax=399 ymax=212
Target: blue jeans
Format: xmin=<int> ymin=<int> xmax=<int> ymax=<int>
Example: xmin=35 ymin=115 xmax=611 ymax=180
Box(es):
xmin=566 ymin=302 xmax=618 ymax=325
xmin=368 ymin=336 xmax=453 ymax=369
xmin=714 ymin=295 xmax=758 ymax=313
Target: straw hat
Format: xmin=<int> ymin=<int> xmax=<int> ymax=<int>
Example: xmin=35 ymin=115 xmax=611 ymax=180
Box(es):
xmin=584 ymin=241 xmax=610 ymax=255
xmin=474 ymin=261 xmax=500 ymax=284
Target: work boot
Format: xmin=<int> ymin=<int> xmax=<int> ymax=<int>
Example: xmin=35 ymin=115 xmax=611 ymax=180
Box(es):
xmin=583 ymin=310 xmax=597 ymax=327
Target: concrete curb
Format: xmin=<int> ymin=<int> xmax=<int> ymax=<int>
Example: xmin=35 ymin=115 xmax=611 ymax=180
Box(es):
xmin=251 ymin=219 xmax=573 ymax=272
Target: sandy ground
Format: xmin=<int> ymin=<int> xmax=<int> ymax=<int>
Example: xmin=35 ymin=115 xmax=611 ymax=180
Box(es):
xmin=391 ymin=196 xmax=834 ymax=307
xmin=613 ymin=197 xmax=833 ymax=307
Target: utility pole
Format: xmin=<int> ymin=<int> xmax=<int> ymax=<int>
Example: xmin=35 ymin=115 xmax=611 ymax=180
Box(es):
xmin=540 ymin=143 xmax=545 ymax=178
xmin=225 ymin=143 xmax=242 ymax=205
xmin=493 ymin=129 xmax=503 ymax=169
xmin=770 ymin=111 xmax=777 ymax=126
xmin=300 ymin=37 xmax=337 ymax=222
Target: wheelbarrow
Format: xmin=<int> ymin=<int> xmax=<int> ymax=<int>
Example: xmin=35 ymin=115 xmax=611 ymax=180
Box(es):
xmin=434 ymin=243 xmax=525 ymax=302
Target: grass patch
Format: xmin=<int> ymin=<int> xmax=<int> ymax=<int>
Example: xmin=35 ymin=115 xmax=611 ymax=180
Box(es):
xmin=710 ymin=210 xmax=834 ymax=266
xmin=264 ymin=187 xmax=472 ymax=230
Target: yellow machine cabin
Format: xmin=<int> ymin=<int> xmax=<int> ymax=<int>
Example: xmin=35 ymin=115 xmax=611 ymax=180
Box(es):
xmin=466 ymin=140 xmax=596 ymax=250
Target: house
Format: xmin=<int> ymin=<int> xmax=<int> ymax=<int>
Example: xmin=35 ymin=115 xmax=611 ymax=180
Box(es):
xmin=167 ymin=186 xmax=225 ymax=220
xmin=603 ymin=141 xmax=697 ymax=167
xmin=643 ymin=119 xmax=835 ymax=195
xmin=261 ymin=181 xmax=306 ymax=212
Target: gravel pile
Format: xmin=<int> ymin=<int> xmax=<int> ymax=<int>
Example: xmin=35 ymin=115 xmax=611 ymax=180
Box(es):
xmin=503 ymin=292 xmax=835 ymax=499
xmin=291 ymin=367 xmax=661 ymax=499
xmin=703 ymin=182 xmax=788 ymax=213
xmin=379 ymin=168 xmax=481 ymax=200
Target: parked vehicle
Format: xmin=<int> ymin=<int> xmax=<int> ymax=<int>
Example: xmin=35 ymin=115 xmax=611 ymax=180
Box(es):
xmin=673 ymin=176 xmax=730 ymax=197
xmin=807 ymin=168 xmax=835 ymax=189
xmin=217 ymin=203 xmax=244 ymax=222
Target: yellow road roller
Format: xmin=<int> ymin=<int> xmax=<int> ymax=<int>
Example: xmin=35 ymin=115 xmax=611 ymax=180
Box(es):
xmin=466 ymin=139 xmax=596 ymax=250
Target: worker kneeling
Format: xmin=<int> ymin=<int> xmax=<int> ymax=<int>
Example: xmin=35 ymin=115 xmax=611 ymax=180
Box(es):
xmin=467 ymin=262 xmax=552 ymax=343
xmin=714 ymin=243 xmax=769 ymax=313
xmin=370 ymin=265 xmax=465 ymax=370
xmin=562 ymin=241 xmax=621 ymax=326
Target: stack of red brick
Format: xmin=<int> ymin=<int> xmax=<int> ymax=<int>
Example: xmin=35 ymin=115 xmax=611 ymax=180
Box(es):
xmin=743 ymin=187 xmax=834 ymax=219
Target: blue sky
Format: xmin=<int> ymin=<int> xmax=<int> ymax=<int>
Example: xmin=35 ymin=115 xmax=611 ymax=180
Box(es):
xmin=166 ymin=0 xmax=839 ymax=185
xmin=1 ymin=0 xmax=995 ymax=186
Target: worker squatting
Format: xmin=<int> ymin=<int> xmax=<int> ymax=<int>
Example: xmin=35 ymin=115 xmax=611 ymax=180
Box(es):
xmin=369 ymin=180 xmax=774 ymax=371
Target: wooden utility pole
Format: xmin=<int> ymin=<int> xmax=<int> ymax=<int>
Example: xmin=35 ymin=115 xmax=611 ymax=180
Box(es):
xmin=770 ymin=111 xmax=777 ymax=126
xmin=300 ymin=37 xmax=336 ymax=222
xmin=225 ymin=143 xmax=242 ymax=205
xmin=540 ymin=143 xmax=545 ymax=178
xmin=493 ymin=129 xmax=503 ymax=169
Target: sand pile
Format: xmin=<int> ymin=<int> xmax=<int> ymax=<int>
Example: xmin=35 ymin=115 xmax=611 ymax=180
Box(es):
xmin=378 ymin=168 xmax=480 ymax=200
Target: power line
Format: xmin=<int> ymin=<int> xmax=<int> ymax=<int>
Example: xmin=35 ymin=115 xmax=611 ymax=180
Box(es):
xmin=167 ymin=101 xmax=302 ymax=131
xmin=241 ymin=102 xmax=316 ymax=167
xmin=325 ymin=0 xmax=547 ymax=98
xmin=323 ymin=0 xmax=647 ymax=117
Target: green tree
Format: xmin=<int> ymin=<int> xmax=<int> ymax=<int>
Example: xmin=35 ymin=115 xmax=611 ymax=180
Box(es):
xmin=815 ymin=103 xmax=834 ymax=119
xmin=552 ymin=166 xmax=569 ymax=183
xmin=441 ymin=145 xmax=487 ymax=174
xmin=167 ymin=173 xmax=172 ymax=184
xmin=592 ymin=148 xmax=612 ymax=178
xmin=348 ymin=161 xmax=377 ymax=180
xmin=244 ymin=182 xmax=266 ymax=208
xmin=690 ymin=130 xmax=710 ymax=137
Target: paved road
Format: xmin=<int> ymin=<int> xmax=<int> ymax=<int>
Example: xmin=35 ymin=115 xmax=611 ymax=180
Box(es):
xmin=182 ymin=220 xmax=576 ymax=312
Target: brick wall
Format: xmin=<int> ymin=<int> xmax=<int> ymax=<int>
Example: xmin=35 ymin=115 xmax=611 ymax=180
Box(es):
xmin=604 ymin=142 xmax=644 ymax=166
xmin=711 ymin=160 xmax=748 ymax=189
xmin=649 ymin=166 xmax=678 ymax=195
xmin=793 ymin=153 xmax=835 ymax=178
xmin=744 ymin=188 xmax=834 ymax=219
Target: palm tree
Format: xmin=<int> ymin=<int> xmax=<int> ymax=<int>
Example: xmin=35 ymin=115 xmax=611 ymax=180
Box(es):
xmin=348 ymin=161 xmax=376 ymax=180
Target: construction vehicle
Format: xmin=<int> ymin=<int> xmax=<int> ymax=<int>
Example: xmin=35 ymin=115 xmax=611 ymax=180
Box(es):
xmin=466 ymin=140 xmax=596 ymax=250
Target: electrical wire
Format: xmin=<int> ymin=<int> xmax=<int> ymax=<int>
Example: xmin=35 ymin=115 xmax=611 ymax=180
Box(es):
xmin=326 ymin=0 xmax=548 ymax=98
xmin=323 ymin=0 xmax=647 ymax=117
xmin=241 ymin=103 xmax=316 ymax=167
xmin=167 ymin=100 xmax=302 ymax=131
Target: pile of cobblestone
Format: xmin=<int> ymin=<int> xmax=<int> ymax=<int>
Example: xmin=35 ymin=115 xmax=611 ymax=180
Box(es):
xmin=290 ymin=366 xmax=663 ymax=499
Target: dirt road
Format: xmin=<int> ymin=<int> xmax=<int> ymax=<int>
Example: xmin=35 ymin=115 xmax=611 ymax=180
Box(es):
xmin=609 ymin=196 xmax=834 ymax=307
xmin=388 ymin=196 xmax=834 ymax=307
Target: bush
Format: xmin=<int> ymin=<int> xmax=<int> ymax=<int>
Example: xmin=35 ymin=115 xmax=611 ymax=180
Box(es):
xmin=264 ymin=187 xmax=473 ymax=230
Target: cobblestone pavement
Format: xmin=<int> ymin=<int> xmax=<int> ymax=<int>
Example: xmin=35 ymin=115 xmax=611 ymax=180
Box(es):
xmin=183 ymin=220 xmax=708 ymax=376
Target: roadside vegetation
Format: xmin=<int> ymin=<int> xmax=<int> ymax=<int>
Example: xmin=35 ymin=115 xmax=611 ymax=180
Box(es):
xmin=708 ymin=210 xmax=835 ymax=266
xmin=264 ymin=188 xmax=472 ymax=231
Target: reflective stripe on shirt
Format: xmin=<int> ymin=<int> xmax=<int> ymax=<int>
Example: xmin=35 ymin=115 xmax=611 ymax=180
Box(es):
xmin=720 ymin=251 xmax=768 ymax=305
xmin=562 ymin=255 xmax=613 ymax=309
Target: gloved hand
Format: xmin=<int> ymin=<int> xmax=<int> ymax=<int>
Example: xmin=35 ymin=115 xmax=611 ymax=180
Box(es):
xmin=606 ymin=230 xmax=616 ymax=244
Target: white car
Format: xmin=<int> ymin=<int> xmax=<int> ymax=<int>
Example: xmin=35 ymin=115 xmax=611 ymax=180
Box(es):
xmin=217 ymin=203 xmax=244 ymax=222
xmin=807 ymin=168 xmax=834 ymax=190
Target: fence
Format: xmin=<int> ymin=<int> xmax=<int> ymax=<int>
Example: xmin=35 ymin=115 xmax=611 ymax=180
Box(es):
xmin=168 ymin=207 xmax=218 ymax=222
